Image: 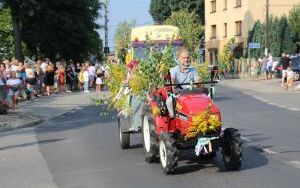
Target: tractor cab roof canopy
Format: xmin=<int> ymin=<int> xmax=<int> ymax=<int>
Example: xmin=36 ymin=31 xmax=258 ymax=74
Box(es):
xmin=130 ymin=25 xmax=183 ymax=47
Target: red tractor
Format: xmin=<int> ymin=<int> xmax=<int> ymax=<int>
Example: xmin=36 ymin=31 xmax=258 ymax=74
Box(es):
xmin=140 ymin=82 xmax=243 ymax=174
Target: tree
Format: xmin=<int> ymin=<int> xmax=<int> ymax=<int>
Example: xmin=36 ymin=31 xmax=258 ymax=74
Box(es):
xmin=248 ymin=17 xmax=296 ymax=57
xmin=218 ymin=38 xmax=235 ymax=71
xmin=0 ymin=0 xmax=39 ymax=60
xmin=0 ymin=8 xmax=14 ymax=60
xmin=149 ymin=0 xmax=204 ymax=24
xmin=164 ymin=10 xmax=204 ymax=58
xmin=114 ymin=20 xmax=136 ymax=63
xmin=289 ymin=5 xmax=300 ymax=42
xmin=280 ymin=16 xmax=296 ymax=54
xmin=21 ymin=0 xmax=102 ymax=61
xmin=149 ymin=0 xmax=171 ymax=24
xmin=169 ymin=0 xmax=204 ymax=24
xmin=0 ymin=0 xmax=102 ymax=61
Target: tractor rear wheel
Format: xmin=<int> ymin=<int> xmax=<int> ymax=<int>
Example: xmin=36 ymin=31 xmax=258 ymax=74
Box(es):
xmin=118 ymin=118 xmax=130 ymax=149
xmin=142 ymin=115 xmax=158 ymax=162
xmin=222 ymin=128 xmax=243 ymax=170
xmin=159 ymin=132 xmax=178 ymax=174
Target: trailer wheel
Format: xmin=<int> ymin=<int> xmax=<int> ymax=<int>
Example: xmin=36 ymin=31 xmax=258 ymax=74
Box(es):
xmin=159 ymin=132 xmax=178 ymax=174
xmin=222 ymin=128 xmax=243 ymax=170
xmin=118 ymin=118 xmax=130 ymax=149
xmin=142 ymin=115 xmax=158 ymax=162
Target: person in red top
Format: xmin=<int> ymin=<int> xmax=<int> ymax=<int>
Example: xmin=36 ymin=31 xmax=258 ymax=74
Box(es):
xmin=57 ymin=65 xmax=65 ymax=93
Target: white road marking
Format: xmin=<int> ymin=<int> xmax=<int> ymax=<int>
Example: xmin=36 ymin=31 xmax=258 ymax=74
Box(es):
xmin=262 ymin=148 xmax=277 ymax=155
xmin=76 ymin=107 xmax=83 ymax=110
xmin=285 ymin=161 xmax=300 ymax=170
xmin=288 ymin=108 xmax=300 ymax=111
xmin=246 ymin=93 xmax=299 ymax=112
xmin=241 ymin=136 xmax=253 ymax=143
xmin=260 ymin=99 xmax=269 ymax=102
xmin=277 ymin=105 xmax=287 ymax=108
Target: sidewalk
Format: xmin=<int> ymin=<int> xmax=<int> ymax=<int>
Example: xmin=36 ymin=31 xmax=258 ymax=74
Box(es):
xmin=220 ymin=78 xmax=300 ymax=111
xmin=221 ymin=78 xmax=300 ymax=94
xmin=0 ymin=91 xmax=108 ymax=131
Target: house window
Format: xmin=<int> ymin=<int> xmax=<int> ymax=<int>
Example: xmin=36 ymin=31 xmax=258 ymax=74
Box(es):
xmin=236 ymin=0 xmax=242 ymax=7
xmin=235 ymin=21 xmax=242 ymax=36
xmin=211 ymin=25 xmax=217 ymax=39
xmin=224 ymin=23 xmax=227 ymax=37
xmin=224 ymin=0 xmax=227 ymax=10
xmin=211 ymin=0 xmax=216 ymax=13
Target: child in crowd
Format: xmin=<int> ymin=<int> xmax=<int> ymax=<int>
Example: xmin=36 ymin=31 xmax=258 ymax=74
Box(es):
xmin=78 ymin=67 xmax=84 ymax=91
xmin=96 ymin=69 xmax=103 ymax=93
xmin=286 ymin=67 xmax=294 ymax=91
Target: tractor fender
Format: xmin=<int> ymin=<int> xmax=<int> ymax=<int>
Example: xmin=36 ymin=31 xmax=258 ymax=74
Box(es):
xmin=143 ymin=103 xmax=169 ymax=136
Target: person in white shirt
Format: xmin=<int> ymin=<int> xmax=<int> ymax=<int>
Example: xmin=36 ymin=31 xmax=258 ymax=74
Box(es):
xmin=267 ymin=53 xmax=273 ymax=79
xmin=6 ymin=71 xmax=21 ymax=109
xmin=83 ymin=65 xmax=89 ymax=92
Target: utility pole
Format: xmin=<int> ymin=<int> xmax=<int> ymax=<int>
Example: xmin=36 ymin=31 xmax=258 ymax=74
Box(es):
xmin=103 ymin=0 xmax=109 ymax=54
xmin=265 ymin=0 xmax=269 ymax=56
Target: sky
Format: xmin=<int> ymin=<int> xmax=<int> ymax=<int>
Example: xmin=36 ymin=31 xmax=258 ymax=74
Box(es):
xmin=98 ymin=0 xmax=153 ymax=52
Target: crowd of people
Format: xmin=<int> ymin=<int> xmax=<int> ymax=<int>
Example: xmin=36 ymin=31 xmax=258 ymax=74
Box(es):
xmin=0 ymin=58 xmax=107 ymax=110
xmin=250 ymin=52 xmax=298 ymax=90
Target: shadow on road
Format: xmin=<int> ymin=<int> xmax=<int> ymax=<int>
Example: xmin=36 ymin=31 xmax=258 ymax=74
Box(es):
xmin=172 ymin=146 xmax=269 ymax=175
xmin=0 ymin=138 xmax=64 ymax=151
xmin=35 ymin=105 xmax=117 ymax=134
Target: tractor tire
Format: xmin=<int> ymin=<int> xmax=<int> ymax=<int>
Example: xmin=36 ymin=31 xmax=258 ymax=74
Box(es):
xmin=159 ymin=132 xmax=178 ymax=174
xmin=118 ymin=118 xmax=130 ymax=149
xmin=221 ymin=128 xmax=243 ymax=170
xmin=142 ymin=115 xmax=159 ymax=163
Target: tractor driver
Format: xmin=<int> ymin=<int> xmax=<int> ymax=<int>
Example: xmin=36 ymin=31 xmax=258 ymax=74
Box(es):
xmin=170 ymin=47 xmax=199 ymax=92
xmin=166 ymin=47 xmax=200 ymax=118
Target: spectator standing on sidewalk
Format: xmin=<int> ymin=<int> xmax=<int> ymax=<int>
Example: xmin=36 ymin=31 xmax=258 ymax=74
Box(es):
xmin=286 ymin=67 xmax=294 ymax=91
xmin=25 ymin=64 xmax=37 ymax=102
xmin=75 ymin=62 xmax=81 ymax=90
xmin=35 ymin=61 xmax=44 ymax=94
xmin=88 ymin=63 xmax=96 ymax=88
xmin=66 ymin=65 xmax=75 ymax=92
xmin=83 ymin=65 xmax=89 ymax=93
xmin=6 ymin=71 xmax=21 ymax=109
xmin=44 ymin=65 xmax=55 ymax=96
xmin=280 ymin=53 xmax=291 ymax=87
xmin=261 ymin=56 xmax=268 ymax=80
xmin=56 ymin=65 xmax=65 ymax=93
xmin=0 ymin=62 xmax=7 ymax=103
xmin=96 ymin=69 xmax=103 ymax=93
xmin=267 ymin=53 xmax=273 ymax=79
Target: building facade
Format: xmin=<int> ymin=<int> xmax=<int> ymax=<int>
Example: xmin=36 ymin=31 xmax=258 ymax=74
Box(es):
xmin=205 ymin=0 xmax=300 ymax=63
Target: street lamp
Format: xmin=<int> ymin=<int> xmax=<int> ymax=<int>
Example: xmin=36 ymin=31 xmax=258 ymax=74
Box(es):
xmin=99 ymin=0 xmax=109 ymax=54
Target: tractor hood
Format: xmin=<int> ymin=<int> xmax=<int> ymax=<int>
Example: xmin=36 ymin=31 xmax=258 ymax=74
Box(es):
xmin=176 ymin=93 xmax=220 ymax=116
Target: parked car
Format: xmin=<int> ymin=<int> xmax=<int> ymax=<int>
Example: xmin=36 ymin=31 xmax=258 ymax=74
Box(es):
xmin=274 ymin=55 xmax=300 ymax=81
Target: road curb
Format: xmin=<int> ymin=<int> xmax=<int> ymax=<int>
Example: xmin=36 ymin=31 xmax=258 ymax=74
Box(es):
xmin=0 ymin=107 xmax=84 ymax=132
xmin=0 ymin=118 xmax=44 ymax=132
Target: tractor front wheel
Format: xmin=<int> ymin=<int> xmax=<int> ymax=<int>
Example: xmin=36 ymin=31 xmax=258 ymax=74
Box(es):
xmin=142 ymin=115 xmax=158 ymax=162
xmin=159 ymin=132 xmax=178 ymax=174
xmin=221 ymin=128 xmax=243 ymax=170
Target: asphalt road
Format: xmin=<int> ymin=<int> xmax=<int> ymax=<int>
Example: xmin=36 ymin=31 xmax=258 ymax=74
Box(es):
xmin=32 ymin=86 xmax=300 ymax=188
